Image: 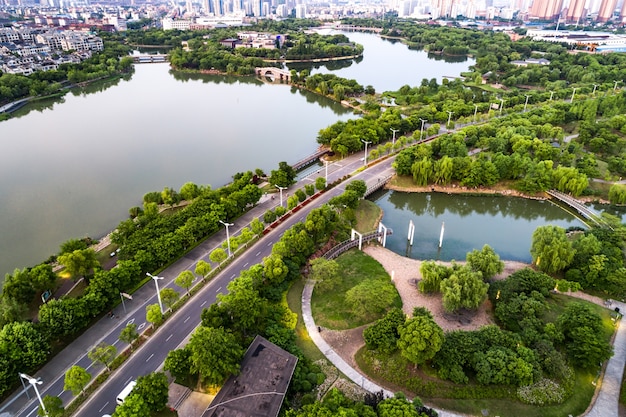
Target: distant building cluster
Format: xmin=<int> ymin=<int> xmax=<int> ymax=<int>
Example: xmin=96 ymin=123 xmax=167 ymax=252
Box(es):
xmin=0 ymin=27 xmax=103 ymax=75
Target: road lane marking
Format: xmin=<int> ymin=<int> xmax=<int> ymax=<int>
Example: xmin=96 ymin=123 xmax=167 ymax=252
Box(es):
xmin=267 ymin=241 xmax=273 ymax=246
xmin=243 ymin=262 xmax=248 ymax=267
xmin=98 ymin=402 xmax=110 ymax=412
xmin=184 ymin=316 xmax=190 ymax=323
xmin=217 ymin=286 xmax=222 ymax=292
xmin=26 ymin=406 xmax=38 ymax=417
xmin=138 ymin=322 xmax=146 ymax=330
xmin=146 ymin=353 xmax=154 ymax=362
xmin=126 ymin=318 xmax=135 ymax=326
xmin=166 ymin=334 xmax=173 ymax=341
xmin=256 ymin=251 xmax=261 ymax=256
xmin=200 ymin=300 xmax=207 ymax=306
xmin=124 ymin=377 xmax=133 ymax=385
xmin=230 ymin=274 xmax=236 ymax=279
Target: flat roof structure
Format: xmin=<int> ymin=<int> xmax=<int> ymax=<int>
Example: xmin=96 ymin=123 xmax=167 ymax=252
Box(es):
xmin=201 ymin=335 xmax=298 ymax=417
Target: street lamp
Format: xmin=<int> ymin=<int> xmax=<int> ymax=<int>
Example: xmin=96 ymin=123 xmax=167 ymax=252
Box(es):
xmin=499 ymin=98 xmax=504 ymax=116
xmin=390 ymin=128 xmax=399 ymax=147
xmin=19 ymin=373 xmax=46 ymax=416
xmin=146 ymin=272 xmax=164 ymax=314
xmin=571 ymin=87 xmax=577 ymax=102
xmin=614 ymin=80 xmax=621 ymax=91
xmin=592 ymin=83 xmax=598 ymax=95
xmin=219 ymin=220 xmax=234 ymax=257
xmin=549 ymin=91 xmax=555 ymax=101
xmin=361 ymin=139 xmax=371 ymax=166
xmin=274 ymin=185 xmax=286 ymax=207
xmin=524 ymin=94 xmax=530 ymax=112
xmin=419 ymin=118 xmax=427 ymax=141
xmin=446 ymin=111 xmax=454 ymax=131
xmin=324 ymin=159 xmax=329 ymax=183
xmin=473 ymin=104 xmax=478 ymax=122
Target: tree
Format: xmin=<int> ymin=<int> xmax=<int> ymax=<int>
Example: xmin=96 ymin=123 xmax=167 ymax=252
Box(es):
xmin=440 ymin=267 xmax=488 ymax=312
xmin=119 ymin=323 xmax=140 ymax=350
xmin=530 ymin=225 xmax=575 ymax=274
xmin=112 ymin=394 xmax=150 ymax=417
xmin=30 ymin=264 xmax=57 ymax=293
xmin=175 ymin=270 xmax=194 ymax=296
xmin=58 ymin=248 xmax=99 ymax=282
xmin=88 ymin=342 xmax=117 ymax=371
xmin=0 ymin=321 xmax=49 ymax=373
xmin=188 ymin=326 xmax=244 ymax=385
xmin=269 ymin=161 xmax=296 ymax=187
xmin=309 ymin=257 xmax=341 ymax=293
xmin=2 ymin=268 xmax=36 ymax=304
xmin=250 ymin=217 xmax=265 ymax=235
xmin=133 ymin=372 xmax=169 ymax=412
xmin=160 ymin=287 xmax=180 ymax=310
xmin=164 ymin=347 xmax=192 ymax=380
xmin=146 ymin=303 xmax=163 ymax=328
xmin=64 ymin=365 xmax=91 ymax=396
xmin=39 ymin=395 xmax=64 ymax=417
xmin=345 ymin=180 xmax=367 ymax=198
xmin=345 ymin=280 xmax=397 ymax=318
xmin=466 ymin=245 xmax=504 ymax=280
xmin=315 ymin=176 xmax=326 ymax=191
xmin=210 ymin=248 xmax=227 ymax=264
xmin=397 ymin=316 xmax=444 ymax=367
xmin=194 ymin=260 xmax=212 ymax=281
xmin=363 ymin=307 xmax=406 ymax=354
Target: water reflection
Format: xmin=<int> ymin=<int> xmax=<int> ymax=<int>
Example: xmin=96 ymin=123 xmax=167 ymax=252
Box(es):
xmin=375 ymin=190 xmax=586 ymax=262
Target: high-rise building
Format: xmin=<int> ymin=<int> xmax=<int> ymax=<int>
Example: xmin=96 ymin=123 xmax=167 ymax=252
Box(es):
xmin=621 ymin=0 xmax=626 ymax=21
xmin=597 ymin=0 xmax=617 ymax=21
xmin=565 ymin=0 xmax=585 ymax=21
xmin=529 ymin=0 xmax=564 ymax=20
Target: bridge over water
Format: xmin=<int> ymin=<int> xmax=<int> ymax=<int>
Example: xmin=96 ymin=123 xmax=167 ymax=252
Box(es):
xmin=547 ymin=189 xmax=610 ymax=228
xmin=132 ymin=54 xmax=168 ymax=64
xmin=255 ymin=67 xmax=291 ymax=82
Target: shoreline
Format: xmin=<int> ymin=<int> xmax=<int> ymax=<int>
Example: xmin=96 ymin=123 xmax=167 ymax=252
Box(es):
xmin=385 ymin=180 xmax=549 ymax=200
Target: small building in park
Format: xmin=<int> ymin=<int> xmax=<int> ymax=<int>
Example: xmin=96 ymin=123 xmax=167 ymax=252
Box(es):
xmin=201 ymin=335 xmax=298 ymax=417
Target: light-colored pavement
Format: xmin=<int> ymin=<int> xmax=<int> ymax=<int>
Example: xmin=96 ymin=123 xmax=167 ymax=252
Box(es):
xmin=302 ymin=279 xmax=626 ymax=417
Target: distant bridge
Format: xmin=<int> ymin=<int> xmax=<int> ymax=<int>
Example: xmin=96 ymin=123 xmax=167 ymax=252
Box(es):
xmin=292 ymin=149 xmax=330 ymax=171
xmin=132 ymin=54 xmax=168 ymax=64
xmin=547 ymin=189 xmax=610 ymax=228
xmin=364 ymin=174 xmax=393 ymax=197
xmin=318 ymin=25 xmax=383 ymax=33
xmin=255 ymin=67 xmax=291 ymax=82
xmin=323 ymin=229 xmax=393 ymax=260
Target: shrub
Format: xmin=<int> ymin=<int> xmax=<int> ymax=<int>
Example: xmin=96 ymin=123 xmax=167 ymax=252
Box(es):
xmin=517 ymin=378 xmax=567 ymax=405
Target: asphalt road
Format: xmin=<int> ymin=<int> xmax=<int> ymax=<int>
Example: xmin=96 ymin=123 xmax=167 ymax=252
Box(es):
xmin=9 ymin=151 xmax=395 ymax=417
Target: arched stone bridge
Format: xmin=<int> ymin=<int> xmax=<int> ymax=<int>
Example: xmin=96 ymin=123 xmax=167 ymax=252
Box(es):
xmin=255 ymin=67 xmax=291 ymax=82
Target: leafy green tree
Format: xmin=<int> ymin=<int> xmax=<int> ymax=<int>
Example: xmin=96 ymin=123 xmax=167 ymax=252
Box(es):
xmin=119 ymin=323 xmax=140 ymax=350
xmin=530 ymin=225 xmax=575 ymax=274
xmin=397 ymin=316 xmax=444 ymax=367
xmin=466 ymin=245 xmax=504 ymax=280
xmin=0 ymin=321 xmax=49 ymax=372
xmin=304 ymin=183 xmax=315 ymax=196
xmin=440 ymin=268 xmax=488 ymax=312
xmin=345 ymin=280 xmax=397 ymax=318
xmin=0 ymin=296 xmax=27 ymax=326
xmin=315 ymin=176 xmax=326 ymax=191
xmin=269 ymin=161 xmax=296 ymax=187
xmin=38 ymin=395 xmax=64 ymax=417
xmin=2 ymin=268 xmax=36 ymax=304
xmin=30 ymin=264 xmax=57 ymax=293
xmin=179 ymin=182 xmax=200 ymax=200
xmin=310 ymin=257 xmax=341 ymax=293
xmin=63 ymin=365 xmax=91 ymax=396
xmin=133 ymin=372 xmax=169 ymax=412
xmin=363 ymin=307 xmax=406 ymax=353
xmin=250 ymin=217 xmax=265 ymax=235
xmin=287 ymin=194 xmax=299 ymax=210
xmin=188 ymin=326 xmax=244 ymax=385
xmin=195 ymin=260 xmax=212 ymax=281
xmin=345 ymin=180 xmax=367 ymax=198
xmin=175 ymin=270 xmax=195 ymax=296
xmin=112 ymin=394 xmax=150 ymax=417
xmin=210 ymin=248 xmax=227 ymax=264
xmin=58 ymin=248 xmax=99 ymax=282
xmin=419 ymin=261 xmax=450 ymax=293
xmin=37 ymin=298 xmax=90 ymax=339
xmin=146 ymin=304 xmax=163 ymax=328
xmin=164 ymin=347 xmax=192 ymax=380
xmin=88 ymin=342 xmax=117 ymax=371
xmin=159 ymin=287 xmax=180 ymax=310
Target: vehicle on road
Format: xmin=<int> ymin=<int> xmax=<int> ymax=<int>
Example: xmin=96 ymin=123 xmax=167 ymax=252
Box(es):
xmin=115 ymin=380 xmax=136 ymax=405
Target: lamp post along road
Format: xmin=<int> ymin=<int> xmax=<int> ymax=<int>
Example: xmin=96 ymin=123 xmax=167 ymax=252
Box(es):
xmin=146 ymin=273 xmax=165 ymax=314
xmin=614 ymin=80 xmax=621 ymax=91
xmin=499 ymin=98 xmax=504 ymax=115
xmin=274 ymin=185 xmax=285 ymax=207
xmin=361 ymin=140 xmax=371 ymax=165
xmin=446 ymin=111 xmax=454 ymax=131
xmin=219 ymin=220 xmax=234 ymax=257
xmin=571 ymin=87 xmax=577 ymax=102
xmin=19 ymin=374 xmax=46 ymax=416
xmin=473 ymin=104 xmax=478 ymax=122
xmin=593 ymin=84 xmax=598 ymax=95
xmin=419 ymin=118 xmax=427 ymax=141
xmin=390 ymin=128 xmax=399 ymax=147
xmin=524 ymin=95 xmax=530 ymax=112
xmin=550 ymin=91 xmax=555 ymax=101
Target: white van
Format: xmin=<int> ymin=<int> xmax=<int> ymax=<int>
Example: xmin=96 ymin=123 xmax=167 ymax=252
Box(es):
xmin=116 ymin=380 xmax=137 ymax=405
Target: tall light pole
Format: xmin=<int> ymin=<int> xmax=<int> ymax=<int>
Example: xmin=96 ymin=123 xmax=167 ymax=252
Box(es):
xmin=592 ymin=83 xmax=598 ymax=95
xmin=146 ymin=273 xmax=164 ymax=314
xmin=473 ymin=104 xmax=478 ymax=122
xmin=274 ymin=185 xmax=285 ymax=207
xmin=549 ymin=91 xmax=555 ymax=101
xmin=446 ymin=111 xmax=454 ymax=131
xmin=524 ymin=94 xmax=530 ymax=112
xmin=361 ymin=139 xmax=371 ymax=165
xmin=571 ymin=87 xmax=577 ymax=102
xmin=419 ymin=118 xmax=427 ymax=141
xmin=614 ymin=80 xmax=621 ymax=91
xmin=499 ymin=98 xmax=504 ymax=116
xmin=390 ymin=128 xmax=399 ymax=147
xmin=219 ymin=220 xmax=234 ymax=257
xmin=19 ymin=374 xmax=46 ymax=416
xmin=324 ymin=160 xmax=329 ymax=183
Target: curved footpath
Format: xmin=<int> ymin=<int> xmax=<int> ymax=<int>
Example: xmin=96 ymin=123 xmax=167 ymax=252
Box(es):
xmin=302 ymin=279 xmax=626 ymax=417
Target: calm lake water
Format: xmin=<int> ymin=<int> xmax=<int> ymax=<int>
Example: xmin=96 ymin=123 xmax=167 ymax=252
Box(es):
xmin=374 ymin=191 xmax=586 ymax=262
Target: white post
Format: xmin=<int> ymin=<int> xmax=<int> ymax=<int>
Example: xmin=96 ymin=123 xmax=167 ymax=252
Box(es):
xmin=473 ymin=104 xmax=478 ymax=122
xmin=592 ymin=84 xmax=598 ymax=95
xmin=446 ymin=111 xmax=454 ymax=131
xmin=571 ymin=88 xmax=577 ymax=102
xmin=20 ymin=374 xmax=46 ymax=416
xmin=219 ymin=220 xmax=234 ymax=257
xmin=274 ymin=185 xmax=285 ymax=207
xmin=419 ymin=118 xmax=427 ymax=141
xmin=524 ymin=94 xmax=530 ymax=112
xmin=499 ymin=99 xmax=504 ymax=115
xmin=351 ymin=229 xmax=363 ymax=250
xmin=407 ymin=220 xmax=415 ymax=246
xmin=120 ymin=292 xmax=126 ymax=314
xmin=146 ymin=273 xmax=164 ymax=314
xmin=439 ymin=222 xmax=445 ymax=248
xmin=550 ymin=91 xmax=554 ymax=101
xmin=614 ymin=80 xmax=620 ymax=91
xmin=325 ymin=160 xmax=328 ymax=183
xmin=378 ymin=222 xmax=388 ymax=247
xmin=361 ymin=140 xmax=371 ymax=165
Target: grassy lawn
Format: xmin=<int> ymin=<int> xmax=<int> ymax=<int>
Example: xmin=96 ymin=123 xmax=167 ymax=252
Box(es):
xmin=286 ymin=278 xmax=325 ymax=362
xmin=354 ymin=199 xmax=382 ymax=233
xmin=311 ymin=249 xmax=401 ymax=330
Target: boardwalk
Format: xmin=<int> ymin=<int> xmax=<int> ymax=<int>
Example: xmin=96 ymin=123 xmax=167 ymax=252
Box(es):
xmin=547 ymin=189 xmax=608 ymax=228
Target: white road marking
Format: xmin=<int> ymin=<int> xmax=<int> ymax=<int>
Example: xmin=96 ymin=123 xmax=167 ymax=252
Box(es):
xmin=146 ymin=353 xmax=154 ymax=362
xmin=243 ymin=262 xmax=248 ymax=267
xmin=184 ymin=316 xmax=190 ymax=323
xmin=166 ymin=334 xmax=173 ymax=341
xmin=256 ymin=251 xmax=261 ymax=256
xmin=230 ymin=274 xmax=236 ymax=279
xmin=200 ymin=300 xmax=207 ymax=306
xmin=217 ymin=286 xmax=222 ymax=292
xmin=98 ymin=402 xmax=110 ymax=412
